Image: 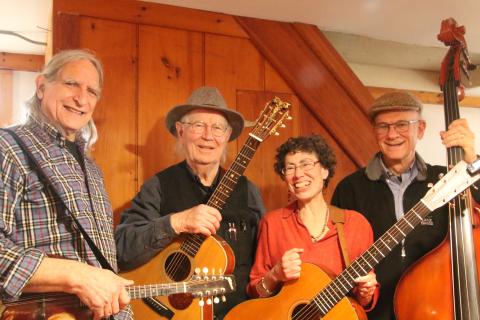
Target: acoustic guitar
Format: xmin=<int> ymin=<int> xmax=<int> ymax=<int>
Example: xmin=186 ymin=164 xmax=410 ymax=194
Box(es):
xmin=225 ymin=160 xmax=480 ymax=319
xmin=121 ymin=97 xmax=291 ymax=319
xmin=0 ymin=275 xmax=235 ymax=320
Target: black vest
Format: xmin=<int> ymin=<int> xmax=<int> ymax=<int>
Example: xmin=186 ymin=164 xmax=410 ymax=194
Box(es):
xmin=157 ymin=161 xmax=259 ymax=319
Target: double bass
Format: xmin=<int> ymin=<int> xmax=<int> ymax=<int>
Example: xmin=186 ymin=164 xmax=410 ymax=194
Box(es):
xmin=395 ymin=18 xmax=480 ymax=319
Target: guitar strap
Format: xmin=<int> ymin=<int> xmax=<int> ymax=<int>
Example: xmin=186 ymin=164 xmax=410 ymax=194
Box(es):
xmin=2 ymin=129 xmax=115 ymax=272
xmin=330 ymin=205 xmax=351 ymax=267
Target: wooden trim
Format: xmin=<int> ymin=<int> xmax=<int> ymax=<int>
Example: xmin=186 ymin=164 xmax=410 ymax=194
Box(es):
xmin=293 ymin=23 xmax=374 ymax=114
xmin=368 ymin=86 xmax=480 ymax=108
xmin=0 ymin=53 xmax=44 ymax=72
xmin=53 ymin=13 xmax=80 ymax=53
xmin=53 ymin=0 xmax=247 ymax=38
xmin=235 ymin=16 xmax=377 ymax=167
xmin=0 ymin=70 xmax=13 ymax=127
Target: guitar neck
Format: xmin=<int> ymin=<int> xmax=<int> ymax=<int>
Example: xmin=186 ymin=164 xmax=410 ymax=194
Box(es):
xmin=127 ymin=282 xmax=192 ymax=299
xmin=181 ymin=135 xmax=262 ymax=255
xmin=313 ymin=201 xmax=432 ymax=315
xmin=207 ymin=135 xmax=261 ymax=210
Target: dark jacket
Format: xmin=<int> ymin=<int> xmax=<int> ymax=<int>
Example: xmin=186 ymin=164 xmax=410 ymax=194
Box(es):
xmin=331 ymin=153 xmax=464 ymax=320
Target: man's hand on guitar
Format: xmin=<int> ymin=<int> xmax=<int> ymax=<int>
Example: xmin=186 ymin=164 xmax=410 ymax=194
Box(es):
xmin=352 ymin=271 xmax=378 ymax=307
xmin=170 ymin=204 xmax=222 ymax=236
xmin=69 ymin=264 xmax=133 ymax=320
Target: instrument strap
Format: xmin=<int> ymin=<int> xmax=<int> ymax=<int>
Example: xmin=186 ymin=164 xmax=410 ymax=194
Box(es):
xmin=330 ymin=205 xmax=351 ymax=267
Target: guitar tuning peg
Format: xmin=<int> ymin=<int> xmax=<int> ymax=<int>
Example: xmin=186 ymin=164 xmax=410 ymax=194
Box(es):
xmin=206 ymin=298 xmax=212 ymax=305
xmin=287 ymin=116 xmax=293 ymax=120
xmin=280 ymin=124 xmax=286 ymax=128
xmin=214 ymin=297 xmax=220 ymax=304
xmin=427 ymin=183 xmax=434 ymax=188
xmin=221 ymin=295 xmax=226 ymax=302
xmin=198 ymin=299 xmax=205 ymax=307
xmin=274 ymin=132 xmax=280 ymax=136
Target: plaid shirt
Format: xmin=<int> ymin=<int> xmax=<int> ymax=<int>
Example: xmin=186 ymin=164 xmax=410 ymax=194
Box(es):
xmin=0 ymin=118 xmax=132 ymax=319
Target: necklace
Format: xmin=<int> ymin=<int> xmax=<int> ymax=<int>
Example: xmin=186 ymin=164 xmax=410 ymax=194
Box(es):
xmin=311 ymin=207 xmax=329 ymax=242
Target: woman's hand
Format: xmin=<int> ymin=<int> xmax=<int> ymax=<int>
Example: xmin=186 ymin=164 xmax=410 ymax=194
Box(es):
xmin=353 ymin=271 xmax=378 ymax=306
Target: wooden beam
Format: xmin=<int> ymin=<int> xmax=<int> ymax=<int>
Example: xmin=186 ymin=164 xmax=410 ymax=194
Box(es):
xmin=236 ymin=16 xmax=377 ymax=167
xmin=53 ymin=0 xmax=247 ymax=38
xmin=368 ymin=86 xmax=480 ymax=108
xmin=0 ymin=52 xmax=44 ymax=72
xmin=0 ymin=70 xmax=13 ymax=126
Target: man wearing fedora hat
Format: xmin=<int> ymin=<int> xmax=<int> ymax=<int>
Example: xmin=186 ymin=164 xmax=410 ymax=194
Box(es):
xmin=115 ymin=86 xmax=265 ymax=319
xmin=332 ymin=91 xmax=480 ymax=320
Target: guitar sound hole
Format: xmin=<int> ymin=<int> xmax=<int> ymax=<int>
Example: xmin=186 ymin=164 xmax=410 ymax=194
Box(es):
xmin=291 ymin=303 xmax=320 ymax=320
xmin=165 ymin=252 xmax=191 ymax=282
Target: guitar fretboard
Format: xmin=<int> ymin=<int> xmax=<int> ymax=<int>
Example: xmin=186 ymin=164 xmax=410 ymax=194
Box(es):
xmin=180 ymin=135 xmax=262 ymax=257
xmin=299 ymin=201 xmax=432 ymax=317
xmin=127 ymin=282 xmax=189 ymax=299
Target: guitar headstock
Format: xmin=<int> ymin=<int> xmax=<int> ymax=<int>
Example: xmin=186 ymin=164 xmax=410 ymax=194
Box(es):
xmin=186 ymin=274 xmax=236 ymax=305
xmin=422 ymin=160 xmax=480 ymax=211
xmin=249 ymin=97 xmax=292 ymax=141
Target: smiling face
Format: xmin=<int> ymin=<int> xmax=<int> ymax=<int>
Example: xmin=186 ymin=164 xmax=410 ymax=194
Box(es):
xmin=284 ymin=151 xmax=329 ymax=203
xmin=374 ymin=110 xmax=426 ymax=171
xmin=36 ymin=59 xmax=100 ymax=141
xmin=175 ymin=109 xmax=232 ymax=168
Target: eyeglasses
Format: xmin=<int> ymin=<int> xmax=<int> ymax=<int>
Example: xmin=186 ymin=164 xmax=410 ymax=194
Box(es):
xmin=282 ymin=160 xmax=320 ymax=176
xmin=180 ymin=121 xmax=230 ymax=137
xmin=374 ymin=120 xmax=420 ymax=135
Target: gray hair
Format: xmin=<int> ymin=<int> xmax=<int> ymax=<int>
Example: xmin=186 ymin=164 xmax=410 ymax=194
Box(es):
xmin=26 ymin=49 xmax=104 ymax=151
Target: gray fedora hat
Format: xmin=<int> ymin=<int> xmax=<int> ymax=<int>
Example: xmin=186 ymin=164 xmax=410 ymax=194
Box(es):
xmin=165 ymin=86 xmax=245 ymax=141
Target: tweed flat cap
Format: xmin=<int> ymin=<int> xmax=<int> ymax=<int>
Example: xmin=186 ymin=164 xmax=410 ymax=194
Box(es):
xmin=369 ymin=91 xmax=423 ymax=121
xmin=165 ymin=86 xmax=245 ymax=141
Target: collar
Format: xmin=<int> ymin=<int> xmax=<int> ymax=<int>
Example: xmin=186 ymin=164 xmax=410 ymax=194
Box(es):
xmin=365 ymin=152 xmax=428 ymax=181
xmin=28 ymin=116 xmax=87 ymax=151
xmin=183 ymin=161 xmax=222 ymax=189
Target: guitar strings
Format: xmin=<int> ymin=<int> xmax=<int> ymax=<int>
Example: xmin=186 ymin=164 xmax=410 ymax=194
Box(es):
xmin=292 ymin=201 xmax=431 ymax=319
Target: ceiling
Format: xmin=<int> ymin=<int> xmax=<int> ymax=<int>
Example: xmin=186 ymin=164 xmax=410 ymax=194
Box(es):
xmin=1 ymin=0 xmax=480 ymax=74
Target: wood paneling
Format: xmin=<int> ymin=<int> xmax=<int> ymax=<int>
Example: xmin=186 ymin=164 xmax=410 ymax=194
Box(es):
xmin=0 ymin=53 xmax=44 ymax=72
xmin=236 ymin=17 xmax=377 ymax=168
xmin=265 ymin=61 xmax=292 ymax=94
xmin=54 ymin=0 xmax=247 ymax=38
xmin=53 ymin=13 xmax=79 ymax=52
xmin=0 ymin=70 xmax=13 ymax=127
xmin=293 ymin=23 xmax=374 ymax=114
xmin=78 ymin=17 xmax=138 ymax=223
xmin=237 ymin=91 xmax=300 ymax=211
xmin=204 ymin=34 xmax=265 ymax=162
xmin=138 ymin=25 xmax=204 ymax=182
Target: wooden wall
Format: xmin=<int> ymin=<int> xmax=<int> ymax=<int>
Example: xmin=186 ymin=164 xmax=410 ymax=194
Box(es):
xmin=52 ymin=0 xmax=377 ymax=223
xmin=0 ymin=70 xmax=13 ymax=127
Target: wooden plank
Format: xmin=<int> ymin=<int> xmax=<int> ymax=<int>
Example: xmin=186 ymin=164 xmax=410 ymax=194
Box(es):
xmin=0 ymin=70 xmax=13 ymax=127
xmin=265 ymin=61 xmax=292 ymax=94
xmin=368 ymin=86 xmax=480 ymax=108
xmin=77 ymin=17 xmax=138 ymax=223
xmin=53 ymin=0 xmax=247 ymax=39
xmin=204 ymin=34 xmax=265 ymax=162
xmin=235 ymin=16 xmax=377 ymax=167
xmin=53 ymin=13 xmax=79 ymax=53
xmin=293 ymin=23 xmax=374 ymax=114
xmin=237 ymin=90 xmax=300 ymax=211
xmin=137 ymin=25 xmax=204 ymax=185
xmin=0 ymin=53 xmax=44 ymax=72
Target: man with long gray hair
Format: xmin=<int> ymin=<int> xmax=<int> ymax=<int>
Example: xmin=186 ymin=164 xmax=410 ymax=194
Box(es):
xmin=0 ymin=49 xmax=132 ymax=319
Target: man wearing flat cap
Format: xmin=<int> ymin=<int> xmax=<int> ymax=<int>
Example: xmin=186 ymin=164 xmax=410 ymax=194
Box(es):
xmin=115 ymin=86 xmax=265 ymax=319
xmin=332 ymin=91 xmax=480 ymax=320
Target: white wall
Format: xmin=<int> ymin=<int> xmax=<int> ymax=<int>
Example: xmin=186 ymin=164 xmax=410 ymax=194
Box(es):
xmin=11 ymin=71 xmax=37 ymax=124
xmin=351 ymin=63 xmax=480 ymax=166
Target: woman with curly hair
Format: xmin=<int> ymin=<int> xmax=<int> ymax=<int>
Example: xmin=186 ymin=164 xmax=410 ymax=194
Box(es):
xmin=247 ymin=134 xmax=378 ymax=311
